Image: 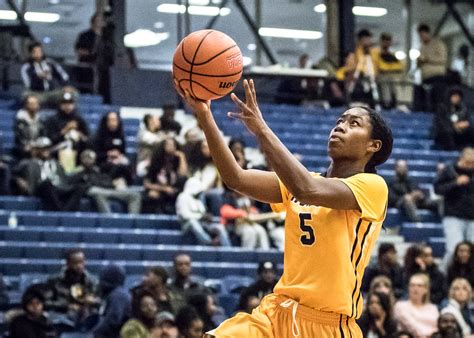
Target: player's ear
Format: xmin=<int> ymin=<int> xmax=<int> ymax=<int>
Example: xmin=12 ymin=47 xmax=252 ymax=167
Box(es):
xmin=367 ymin=139 xmax=382 ymax=154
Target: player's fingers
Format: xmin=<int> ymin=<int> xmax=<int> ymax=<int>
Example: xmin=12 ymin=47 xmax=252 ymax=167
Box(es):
xmin=249 ymin=79 xmax=257 ymax=103
xmin=173 ymin=79 xmax=185 ymax=99
xmin=227 ymin=112 xmax=244 ymax=120
xmin=243 ymin=79 xmax=253 ymax=105
xmin=230 ymin=93 xmax=247 ymax=110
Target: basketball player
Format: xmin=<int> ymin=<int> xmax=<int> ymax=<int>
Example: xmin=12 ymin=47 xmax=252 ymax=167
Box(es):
xmin=175 ymin=79 xmax=393 ymax=337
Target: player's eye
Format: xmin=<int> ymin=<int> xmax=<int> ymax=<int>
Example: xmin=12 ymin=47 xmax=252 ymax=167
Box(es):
xmin=336 ymin=119 xmax=343 ymax=125
xmin=351 ymin=120 xmax=360 ymax=126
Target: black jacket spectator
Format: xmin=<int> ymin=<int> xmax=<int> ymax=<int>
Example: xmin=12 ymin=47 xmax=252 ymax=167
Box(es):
xmin=93 ymin=111 xmax=132 ymax=184
xmin=142 ymin=138 xmax=187 ymax=214
xmin=75 ymin=13 xmax=105 ymax=64
xmin=403 ymin=244 xmax=447 ymax=305
xmin=13 ymin=94 xmax=44 ymax=159
xmin=45 ymin=249 xmax=98 ymax=314
xmin=434 ymin=157 xmax=474 ymax=220
xmin=93 ymin=265 xmax=131 ymax=337
xmin=160 ymin=105 xmax=181 ymax=135
xmin=362 ymin=243 xmax=404 ymax=299
xmin=358 ymin=292 xmax=397 ymax=338
xmin=10 ymin=286 xmax=57 ymax=338
xmin=94 ymin=111 xmax=126 ymax=163
xmin=434 ymin=89 xmax=474 ymax=150
xmin=21 ymin=42 xmax=69 ymax=92
xmin=44 ymin=93 xmax=89 ymax=148
xmin=447 ymin=241 xmax=474 ymax=287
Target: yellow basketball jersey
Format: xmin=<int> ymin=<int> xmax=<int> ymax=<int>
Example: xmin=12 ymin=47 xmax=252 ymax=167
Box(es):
xmin=270 ymin=173 xmax=388 ymax=319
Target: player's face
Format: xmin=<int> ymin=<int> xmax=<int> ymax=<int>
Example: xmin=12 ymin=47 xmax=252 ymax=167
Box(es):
xmin=328 ymin=108 xmax=375 ymax=162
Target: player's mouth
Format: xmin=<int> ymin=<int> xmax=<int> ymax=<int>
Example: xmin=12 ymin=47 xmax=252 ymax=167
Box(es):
xmin=328 ymin=134 xmax=343 ymax=143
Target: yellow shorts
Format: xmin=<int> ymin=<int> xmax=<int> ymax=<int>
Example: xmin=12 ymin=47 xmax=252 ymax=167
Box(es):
xmin=208 ymin=293 xmax=361 ymax=338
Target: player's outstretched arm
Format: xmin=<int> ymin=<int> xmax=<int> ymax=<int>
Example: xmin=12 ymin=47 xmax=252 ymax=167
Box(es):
xmin=174 ymin=80 xmax=282 ymax=204
xmin=228 ymin=79 xmax=359 ymax=210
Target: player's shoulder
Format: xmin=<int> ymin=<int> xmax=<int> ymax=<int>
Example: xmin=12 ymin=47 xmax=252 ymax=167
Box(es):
xmin=340 ymin=172 xmax=388 ymax=194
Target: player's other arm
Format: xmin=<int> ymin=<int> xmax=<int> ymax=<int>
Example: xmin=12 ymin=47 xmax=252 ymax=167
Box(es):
xmin=230 ymin=80 xmax=358 ymax=210
xmin=175 ymin=81 xmax=282 ymax=204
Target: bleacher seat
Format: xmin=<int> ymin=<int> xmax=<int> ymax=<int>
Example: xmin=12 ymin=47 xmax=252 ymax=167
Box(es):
xmin=221 ymin=275 xmax=254 ymax=294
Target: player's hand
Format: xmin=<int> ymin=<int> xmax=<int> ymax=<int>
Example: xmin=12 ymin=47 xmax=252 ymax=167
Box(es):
xmin=228 ymin=79 xmax=268 ymax=136
xmin=174 ymin=79 xmax=211 ymax=117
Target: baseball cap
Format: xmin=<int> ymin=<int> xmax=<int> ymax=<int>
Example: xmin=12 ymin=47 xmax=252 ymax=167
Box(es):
xmin=156 ymin=311 xmax=175 ymax=325
xmin=257 ymin=261 xmax=275 ymax=274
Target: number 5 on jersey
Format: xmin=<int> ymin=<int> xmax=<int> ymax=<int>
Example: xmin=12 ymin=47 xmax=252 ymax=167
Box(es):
xmin=299 ymin=213 xmax=315 ymax=246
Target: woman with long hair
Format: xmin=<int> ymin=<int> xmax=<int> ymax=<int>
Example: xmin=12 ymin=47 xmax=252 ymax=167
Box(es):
xmin=394 ymin=273 xmax=439 ymax=337
xmin=447 ymin=241 xmax=474 ymax=287
xmin=358 ymin=291 xmax=397 ymax=338
xmin=142 ymin=137 xmax=188 ymax=214
xmin=120 ymin=289 xmax=160 ymax=338
xmin=441 ymin=278 xmax=473 ymax=336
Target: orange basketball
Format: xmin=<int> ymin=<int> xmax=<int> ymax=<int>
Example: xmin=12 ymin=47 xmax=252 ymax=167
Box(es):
xmin=173 ymin=29 xmax=243 ymax=101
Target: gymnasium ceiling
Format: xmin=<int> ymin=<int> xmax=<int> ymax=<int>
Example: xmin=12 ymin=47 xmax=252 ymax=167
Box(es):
xmin=0 ymin=0 xmax=472 ymax=68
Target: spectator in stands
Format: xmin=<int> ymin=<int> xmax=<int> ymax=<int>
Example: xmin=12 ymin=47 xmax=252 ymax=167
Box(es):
xmin=434 ymin=88 xmax=473 ymax=150
xmin=187 ymin=139 xmax=223 ymax=216
xmin=351 ymin=29 xmax=378 ymax=106
xmin=187 ymin=293 xmax=218 ymax=333
xmin=175 ymin=306 xmax=204 ymax=338
xmin=236 ymin=293 xmax=260 ymax=315
xmin=72 ymin=150 xmax=141 ymax=213
xmin=156 ymin=311 xmax=178 ymax=338
xmin=13 ymin=137 xmax=87 ymax=211
xmin=451 ymin=44 xmax=470 ymax=85
xmin=362 ymin=243 xmax=404 ymax=299
xmin=394 ymin=273 xmax=439 ymax=337
xmin=176 ymin=177 xmax=231 ymax=246
xmin=21 ymin=41 xmax=71 ymax=106
xmin=357 ymin=291 xmax=397 ymax=338
xmin=160 ymin=105 xmax=181 ymax=136
xmin=136 ymin=114 xmax=166 ymax=177
xmin=13 ymin=94 xmax=44 ymax=160
xmin=142 ymin=138 xmax=188 ymax=214
xmin=389 ymin=159 xmax=435 ymax=222
xmin=441 ymin=278 xmax=473 ymax=336
xmin=93 ymin=264 xmax=131 ymax=337
xmin=403 ymin=244 xmax=446 ymax=305
xmin=168 ymin=254 xmax=207 ymax=314
xmin=243 ymin=261 xmax=278 ymax=301
xmin=415 ymin=24 xmax=448 ymax=111
xmin=120 ymin=289 xmax=160 ymax=338
xmin=94 ymin=111 xmax=133 ymax=186
xmin=374 ymin=32 xmax=404 ymax=109
xmin=431 ymin=312 xmax=463 ymax=338
xmin=447 ymin=241 xmax=474 ymax=287
xmin=434 ymin=147 xmax=474 ymax=260
xmin=131 ymin=266 xmax=173 ymax=313
xmin=45 ymin=92 xmax=89 ymax=154
xmin=333 ymin=52 xmax=357 ymax=105
xmin=0 ymin=274 xmax=8 ymax=307
xmin=46 ymin=249 xmax=99 ymax=325
xmin=9 ymin=286 xmax=57 ymax=338
xmin=220 ymin=187 xmax=271 ymax=249
xmin=417 ymin=24 xmax=447 ymax=83
xmin=229 ymin=138 xmax=247 ymax=169
xmin=369 ymin=276 xmax=397 ymax=305
xmin=75 ymin=12 xmax=105 ymax=64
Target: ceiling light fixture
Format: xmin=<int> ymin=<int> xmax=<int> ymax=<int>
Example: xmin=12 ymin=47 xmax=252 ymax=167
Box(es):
xmin=0 ymin=10 xmax=60 ymax=23
xmin=313 ymin=5 xmax=387 ymax=17
xmin=157 ymin=4 xmax=231 ymax=16
xmin=259 ymin=27 xmax=323 ymax=40
xmin=124 ymin=29 xmax=169 ymax=48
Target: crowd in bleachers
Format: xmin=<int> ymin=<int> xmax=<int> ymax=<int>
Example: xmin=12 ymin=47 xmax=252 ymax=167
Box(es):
xmin=0 ymin=8 xmax=472 ymax=338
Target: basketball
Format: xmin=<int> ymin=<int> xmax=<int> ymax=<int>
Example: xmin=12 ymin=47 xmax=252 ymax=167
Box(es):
xmin=173 ymin=29 xmax=243 ymax=101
